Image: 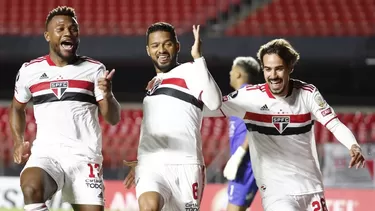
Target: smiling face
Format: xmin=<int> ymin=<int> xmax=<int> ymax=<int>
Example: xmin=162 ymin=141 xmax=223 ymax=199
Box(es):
xmin=146 ymin=31 xmax=180 ymax=73
xmin=262 ymin=53 xmax=291 ymax=96
xmin=44 ymin=15 xmax=80 ymax=62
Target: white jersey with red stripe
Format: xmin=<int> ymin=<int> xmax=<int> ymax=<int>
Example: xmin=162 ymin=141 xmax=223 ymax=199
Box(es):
xmin=137 ymin=57 xmax=222 ymax=166
xmin=204 ymin=79 xmax=337 ymax=196
xmin=14 ymin=55 xmax=105 ymax=161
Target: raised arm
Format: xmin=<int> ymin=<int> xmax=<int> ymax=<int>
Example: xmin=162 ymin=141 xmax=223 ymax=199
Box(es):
xmin=191 ymin=57 xmax=222 ymax=110
xmin=307 ymin=88 xmax=365 ymax=168
xmin=188 ymin=25 xmax=222 ymax=110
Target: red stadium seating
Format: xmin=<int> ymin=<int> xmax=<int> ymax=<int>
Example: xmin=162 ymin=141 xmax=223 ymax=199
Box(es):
xmin=226 ymin=0 xmax=375 ymax=36
xmin=0 ymin=0 xmax=237 ymax=36
xmin=0 ymin=106 xmax=374 ymax=167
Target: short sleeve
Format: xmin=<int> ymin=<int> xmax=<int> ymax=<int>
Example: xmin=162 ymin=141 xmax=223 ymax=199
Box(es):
xmin=94 ymin=65 xmax=106 ymax=102
xmin=307 ymin=88 xmax=337 ymax=126
xmin=14 ymin=64 xmax=32 ymax=104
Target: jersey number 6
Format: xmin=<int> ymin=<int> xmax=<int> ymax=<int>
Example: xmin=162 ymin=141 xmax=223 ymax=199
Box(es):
xmin=192 ymin=182 xmax=199 ymax=200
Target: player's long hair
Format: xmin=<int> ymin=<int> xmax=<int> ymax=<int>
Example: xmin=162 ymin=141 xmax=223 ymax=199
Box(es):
xmin=256 ymin=39 xmax=300 ymax=69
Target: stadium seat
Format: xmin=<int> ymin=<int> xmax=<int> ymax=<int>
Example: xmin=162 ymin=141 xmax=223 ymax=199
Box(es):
xmin=226 ymin=0 xmax=375 ymax=36
xmin=0 ymin=0 xmax=240 ymax=36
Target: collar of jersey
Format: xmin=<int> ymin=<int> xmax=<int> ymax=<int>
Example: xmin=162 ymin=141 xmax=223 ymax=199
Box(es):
xmin=240 ymin=83 xmax=248 ymax=89
xmin=265 ymin=80 xmax=294 ymax=99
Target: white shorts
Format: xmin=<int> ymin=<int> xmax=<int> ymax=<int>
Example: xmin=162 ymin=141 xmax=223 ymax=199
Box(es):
xmin=135 ymin=164 xmax=206 ymax=211
xmin=262 ymin=192 xmax=327 ymax=211
xmin=21 ymin=153 xmax=104 ymax=206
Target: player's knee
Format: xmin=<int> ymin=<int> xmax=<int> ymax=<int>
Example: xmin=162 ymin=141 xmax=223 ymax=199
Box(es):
xmin=21 ymin=183 xmax=44 ymax=203
xmin=139 ymin=200 xmax=160 ymax=211
xmin=138 ymin=194 xmax=162 ymax=211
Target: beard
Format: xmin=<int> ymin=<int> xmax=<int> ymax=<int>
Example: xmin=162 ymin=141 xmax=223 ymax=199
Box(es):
xmin=270 ymin=86 xmax=285 ymax=94
xmin=52 ymin=43 xmax=78 ymax=62
xmin=151 ymin=54 xmax=177 ymax=73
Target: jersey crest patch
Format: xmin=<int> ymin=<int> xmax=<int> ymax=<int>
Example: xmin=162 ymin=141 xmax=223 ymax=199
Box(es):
xmin=50 ymin=81 xmax=68 ymax=99
xmin=314 ymin=93 xmax=326 ymax=108
xmin=228 ymin=90 xmax=238 ymax=98
xmin=147 ymin=78 xmax=161 ymax=95
xmin=223 ymin=90 xmax=238 ymax=102
xmin=272 ymin=116 xmax=290 ymax=134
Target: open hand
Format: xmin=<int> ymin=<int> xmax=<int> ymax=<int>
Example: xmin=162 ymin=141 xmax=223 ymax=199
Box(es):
xmin=191 ymin=25 xmax=202 ymax=59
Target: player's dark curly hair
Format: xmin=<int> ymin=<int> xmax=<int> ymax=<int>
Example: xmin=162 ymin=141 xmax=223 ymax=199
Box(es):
xmin=146 ymin=22 xmax=177 ymax=45
xmin=45 ymin=6 xmax=77 ymax=30
xmin=257 ymin=39 xmax=300 ymax=69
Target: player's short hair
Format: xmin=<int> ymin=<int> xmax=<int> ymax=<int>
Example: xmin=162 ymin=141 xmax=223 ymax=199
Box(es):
xmin=146 ymin=22 xmax=177 ymax=45
xmin=45 ymin=6 xmax=77 ymax=30
xmin=257 ymin=39 xmax=300 ymax=68
xmin=233 ymin=56 xmax=261 ymax=84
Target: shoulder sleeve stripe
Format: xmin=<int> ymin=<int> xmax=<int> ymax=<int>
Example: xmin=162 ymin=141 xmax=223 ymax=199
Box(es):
xmin=80 ymin=56 xmax=102 ymax=64
xmin=300 ymin=86 xmax=314 ymax=93
xmin=25 ymin=57 xmax=46 ymax=67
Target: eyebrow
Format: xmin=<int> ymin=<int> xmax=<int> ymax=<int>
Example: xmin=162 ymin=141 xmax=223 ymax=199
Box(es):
xmin=264 ymin=65 xmax=284 ymax=69
xmin=150 ymin=39 xmax=172 ymax=45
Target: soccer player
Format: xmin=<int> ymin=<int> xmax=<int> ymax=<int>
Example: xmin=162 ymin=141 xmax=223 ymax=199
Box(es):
xmin=9 ymin=6 xmax=121 ymax=211
xmin=134 ymin=22 xmax=222 ymax=211
xmin=204 ymin=39 xmax=365 ymax=211
xmin=224 ymin=57 xmax=261 ymax=211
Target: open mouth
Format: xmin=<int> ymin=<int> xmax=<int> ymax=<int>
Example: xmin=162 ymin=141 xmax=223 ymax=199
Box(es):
xmin=61 ymin=41 xmax=74 ymax=50
xmin=157 ymin=54 xmax=170 ymax=64
xmin=269 ymin=78 xmax=282 ymax=85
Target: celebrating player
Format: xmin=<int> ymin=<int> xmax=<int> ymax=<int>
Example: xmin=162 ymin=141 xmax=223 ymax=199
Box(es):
xmin=133 ymin=22 xmax=222 ymax=211
xmin=224 ymin=57 xmax=261 ymax=211
xmin=9 ymin=6 xmax=121 ymax=211
xmin=204 ymin=39 xmax=365 ymax=211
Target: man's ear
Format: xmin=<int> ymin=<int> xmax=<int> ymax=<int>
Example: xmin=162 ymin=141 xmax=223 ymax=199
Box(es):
xmin=44 ymin=31 xmax=50 ymax=42
xmin=146 ymin=46 xmax=150 ymax=57
xmin=176 ymin=41 xmax=180 ymax=53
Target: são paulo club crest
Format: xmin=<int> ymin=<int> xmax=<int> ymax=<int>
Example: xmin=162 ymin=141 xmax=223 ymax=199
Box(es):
xmin=272 ymin=116 xmax=290 ymax=134
xmin=147 ymin=78 xmax=162 ymax=95
xmin=50 ymin=81 xmax=68 ymax=99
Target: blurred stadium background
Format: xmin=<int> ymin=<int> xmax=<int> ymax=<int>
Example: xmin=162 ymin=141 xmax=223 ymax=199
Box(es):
xmin=0 ymin=0 xmax=375 ymax=210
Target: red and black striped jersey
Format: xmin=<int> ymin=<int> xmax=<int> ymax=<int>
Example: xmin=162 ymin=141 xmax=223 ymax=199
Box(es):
xmin=137 ymin=57 xmax=222 ymax=166
xmin=204 ymin=79 xmax=337 ymax=196
xmin=14 ymin=55 xmax=105 ymax=162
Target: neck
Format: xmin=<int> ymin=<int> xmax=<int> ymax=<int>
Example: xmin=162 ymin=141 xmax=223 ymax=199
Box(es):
xmin=155 ymin=62 xmax=178 ymax=74
xmin=49 ymin=51 xmax=77 ymax=67
xmin=233 ymin=80 xmax=246 ymax=90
